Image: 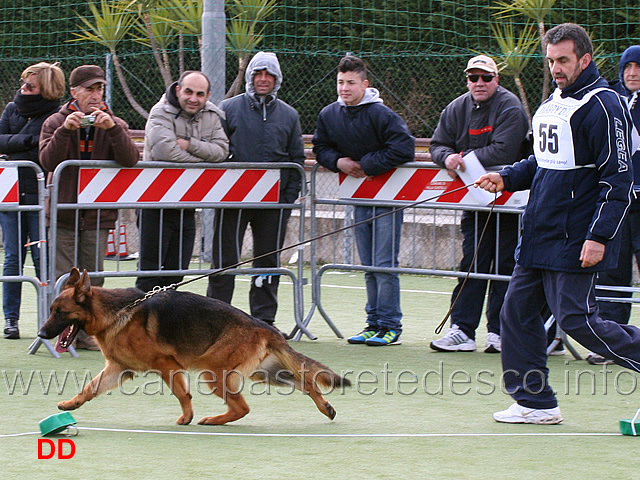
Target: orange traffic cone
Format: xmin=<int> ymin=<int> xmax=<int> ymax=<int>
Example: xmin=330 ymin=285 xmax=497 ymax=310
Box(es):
xmin=105 ymin=225 xmax=131 ymax=259
xmin=116 ymin=224 xmax=129 ymax=257
xmin=105 ymin=229 xmax=117 ymax=257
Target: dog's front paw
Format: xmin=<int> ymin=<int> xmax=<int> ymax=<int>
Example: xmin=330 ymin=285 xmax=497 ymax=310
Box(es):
xmin=58 ymin=400 xmax=79 ymax=411
xmin=176 ymin=413 xmax=193 ymax=425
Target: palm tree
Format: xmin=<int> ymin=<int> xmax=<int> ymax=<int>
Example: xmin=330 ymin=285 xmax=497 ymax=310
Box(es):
xmin=72 ymin=0 xmax=278 ymax=119
xmin=156 ymin=0 xmax=203 ymax=76
xmin=123 ymin=0 xmax=173 ymax=88
xmin=591 ymin=42 xmax=609 ymax=73
xmin=130 ymin=3 xmax=180 ymax=81
xmin=490 ymin=21 xmax=539 ymax=120
xmin=70 ymin=0 xmax=149 ymax=118
xmin=492 ymin=0 xmax=558 ymax=101
xmin=225 ymin=0 xmax=278 ymax=98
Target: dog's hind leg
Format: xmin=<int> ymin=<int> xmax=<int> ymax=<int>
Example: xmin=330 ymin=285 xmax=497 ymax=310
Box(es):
xmin=58 ymin=361 xmax=129 ymax=411
xmin=309 ymin=393 xmax=337 ymax=420
xmin=197 ymin=369 xmax=250 ymax=425
xmin=300 ymin=372 xmax=337 ymax=420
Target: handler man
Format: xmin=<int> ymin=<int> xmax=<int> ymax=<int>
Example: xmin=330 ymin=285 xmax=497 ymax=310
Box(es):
xmin=476 ymin=23 xmax=640 ymax=424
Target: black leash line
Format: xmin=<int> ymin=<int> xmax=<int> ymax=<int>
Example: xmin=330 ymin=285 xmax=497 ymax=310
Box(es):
xmin=129 ymin=182 xmax=497 ymax=313
xmin=433 ymin=195 xmax=497 ymax=334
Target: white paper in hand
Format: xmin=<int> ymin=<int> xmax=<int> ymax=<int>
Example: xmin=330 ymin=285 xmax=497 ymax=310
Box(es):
xmin=456 ymin=151 xmax=500 ymax=205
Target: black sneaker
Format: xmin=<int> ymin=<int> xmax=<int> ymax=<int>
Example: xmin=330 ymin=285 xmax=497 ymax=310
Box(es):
xmin=586 ymin=352 xmax=613 ymax=365
xmin=3 ymin=318 xmax=19 ymax=339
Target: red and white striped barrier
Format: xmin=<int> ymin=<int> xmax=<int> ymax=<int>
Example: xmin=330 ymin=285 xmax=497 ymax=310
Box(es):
xmin=77 ymin=167 xmax=281 ymax=204
xmin=0 ymin=167 xmax=19 ymax=204
xmin=338 ymin=168 xmax=529 ymax=207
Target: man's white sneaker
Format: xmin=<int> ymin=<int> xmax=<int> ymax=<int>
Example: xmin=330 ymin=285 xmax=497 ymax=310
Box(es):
xmin=493 ymin=403 xmax=563 ymax=424
xmin=430 ymin=325 xmax=476 ymax=352
xmin=485 ymin=332 xmax=501 ymax=353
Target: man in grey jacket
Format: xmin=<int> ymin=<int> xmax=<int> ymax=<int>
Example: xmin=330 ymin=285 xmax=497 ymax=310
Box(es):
xmin=136 ymin=71 xmax=228 ymax=292
xmin=429 ymin=55 xmax=530 ymax=354
xmin=206 ymin=52 xmax=305 ymax=331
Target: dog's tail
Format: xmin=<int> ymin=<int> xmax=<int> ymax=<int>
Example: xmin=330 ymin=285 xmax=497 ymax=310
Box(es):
xmin=283 ymin=346 xmax=351 ymax=389
xmin=252 ymin=340 xmax=351 ymax=420
xmin=258 ymin=342 xmax=351 ymax=389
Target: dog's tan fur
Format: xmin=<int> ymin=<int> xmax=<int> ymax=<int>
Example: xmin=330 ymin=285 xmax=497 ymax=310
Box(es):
xmin=39 ymin=268 xmax=350 ymax=425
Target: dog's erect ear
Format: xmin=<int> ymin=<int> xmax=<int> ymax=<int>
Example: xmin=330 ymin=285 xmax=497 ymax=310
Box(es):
xmin=63 ymin=268 xmax=81 ymax=290
xmin=74 ymin=269 xmax=92 ymax=304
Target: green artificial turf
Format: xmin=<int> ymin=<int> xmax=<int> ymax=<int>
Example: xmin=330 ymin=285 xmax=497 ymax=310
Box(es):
xmin=2 ymin=268 xmax=640 ymax=478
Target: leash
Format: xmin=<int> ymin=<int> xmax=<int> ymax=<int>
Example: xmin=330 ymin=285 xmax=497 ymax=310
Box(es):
xmin=127 ymin=182 xmax=496 ymax=311
xmin=433 ymin=194 xmax=498 ymax=334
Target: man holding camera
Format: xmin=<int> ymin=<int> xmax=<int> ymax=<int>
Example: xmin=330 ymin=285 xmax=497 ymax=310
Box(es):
xmin=40 ymin=64 xmax=139 ymax=349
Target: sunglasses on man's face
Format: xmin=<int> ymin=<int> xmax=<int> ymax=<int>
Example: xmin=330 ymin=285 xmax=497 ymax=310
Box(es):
xmin=466 ymin=74 xmax=495 ymax=83
xmin=20 ymin=78 xmax=36 ymax=92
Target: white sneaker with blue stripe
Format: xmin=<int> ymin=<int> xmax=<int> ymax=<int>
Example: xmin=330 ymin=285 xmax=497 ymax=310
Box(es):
xmin=430 ymin=324 xmax=476 ymax=352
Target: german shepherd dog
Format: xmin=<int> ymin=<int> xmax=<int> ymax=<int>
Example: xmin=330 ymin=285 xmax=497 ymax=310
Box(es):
xmin=38 ymin=268 xmax=350 ymax=425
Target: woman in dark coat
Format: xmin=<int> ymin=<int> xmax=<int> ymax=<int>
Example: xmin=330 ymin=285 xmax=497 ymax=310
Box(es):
xmin=0 ymin=62 xmax=65 ymax=339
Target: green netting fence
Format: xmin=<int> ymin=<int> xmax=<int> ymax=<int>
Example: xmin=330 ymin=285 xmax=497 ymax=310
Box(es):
xmin=1 ymin=0 xmax=640 ymax=136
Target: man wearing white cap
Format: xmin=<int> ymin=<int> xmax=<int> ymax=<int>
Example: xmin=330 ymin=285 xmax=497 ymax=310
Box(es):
xmin=430 ymin=54 xmax=530 ymax=353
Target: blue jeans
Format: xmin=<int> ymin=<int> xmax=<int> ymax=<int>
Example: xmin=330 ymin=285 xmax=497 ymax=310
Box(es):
xmin=353 ymin=206 xmax=403 ymax=332
xmin=0 ymin=211 xmax=43 ymax=320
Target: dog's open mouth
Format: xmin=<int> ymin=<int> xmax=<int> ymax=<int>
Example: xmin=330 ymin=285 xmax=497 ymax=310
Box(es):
xmin=56 ymin=323 xmax=80 ymax=353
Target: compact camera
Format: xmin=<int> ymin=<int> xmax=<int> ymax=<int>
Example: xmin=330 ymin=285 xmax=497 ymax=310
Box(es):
xmin=80 ymin=115 xmax=96 ymax=127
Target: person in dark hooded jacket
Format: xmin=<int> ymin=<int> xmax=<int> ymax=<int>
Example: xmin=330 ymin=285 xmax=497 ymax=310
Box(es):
xmin=587 ymin=46 xmax=640 ymax=365
xmin=206 ymin=52 xmax=305 ymax=330
xmin=0 ymin=62 xmax=64 ymax=339
xmin=135 ymin=71 xmax=228 ymax=293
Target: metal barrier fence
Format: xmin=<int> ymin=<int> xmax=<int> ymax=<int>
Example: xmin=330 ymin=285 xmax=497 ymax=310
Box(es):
xmin=297 ymin=161 xmax=530 ymax=341
xmin=3 ymin=158 xmax=640 ymax=356
xmin=0 ymin=161 xmax=50 ymax=353
xmin=300 ymin=161 xmax=640 ymax=358
xmin=26 ymin=159 xmax=309 ymax=358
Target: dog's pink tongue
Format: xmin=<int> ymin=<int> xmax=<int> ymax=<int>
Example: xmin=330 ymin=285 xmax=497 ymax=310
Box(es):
xmin=55 ymin=338 xmax=68 ymax=353
xmin=55 ymin=326 xmax=72 ymax=353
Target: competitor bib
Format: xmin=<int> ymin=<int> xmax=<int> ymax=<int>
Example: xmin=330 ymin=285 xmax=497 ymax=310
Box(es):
xmin=532 ymin=87 xmax=609 ymax=170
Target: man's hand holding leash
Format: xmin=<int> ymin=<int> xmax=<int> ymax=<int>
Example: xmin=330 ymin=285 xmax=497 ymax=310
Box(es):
xmin=474 ymin=172 xmax=504 ymax=193
xmin=475 ymin=172 xmax=605 ymax=268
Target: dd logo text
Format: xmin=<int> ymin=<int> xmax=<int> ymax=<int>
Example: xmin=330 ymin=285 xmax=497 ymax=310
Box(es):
xmin=37 ymin=439 xmax=76 ymax=459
